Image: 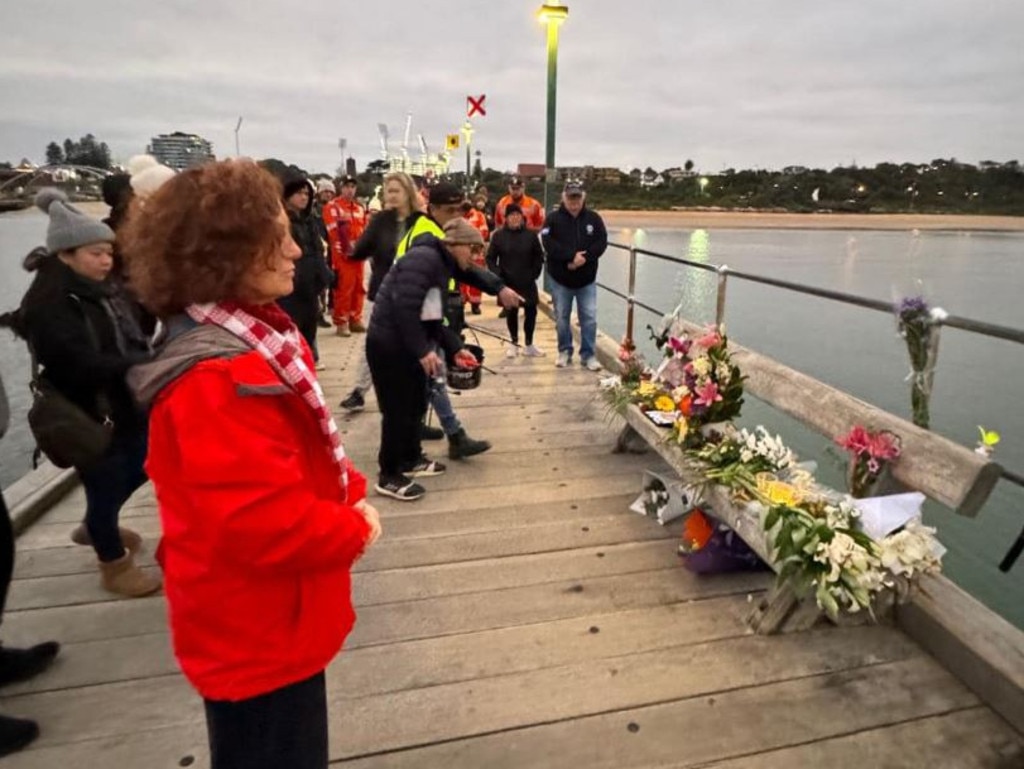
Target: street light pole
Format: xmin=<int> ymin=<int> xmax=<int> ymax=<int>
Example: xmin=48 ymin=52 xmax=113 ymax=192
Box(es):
xmin=234 ymin=117 xmax=243 ymax=157
xmin=461 ymin=121 xmax=474 ymax=191
xmin=538 ymin=2 xmax=568 ymax=213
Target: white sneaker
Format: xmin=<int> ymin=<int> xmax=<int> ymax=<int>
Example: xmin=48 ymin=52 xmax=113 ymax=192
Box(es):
xmin=505 ymin=345 xmax=518 ymax=359
xmin=582 ymin=358 xmax=602 ymax=372
xmin=523 ymin=344 xmax=545 ymax=357
xmin=555 ymin=352 xmax=570 ymax=368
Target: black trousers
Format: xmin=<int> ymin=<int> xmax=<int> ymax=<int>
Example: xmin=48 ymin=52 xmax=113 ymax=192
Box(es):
xmin=0 ymin=492 xmax=13 ymax=620
xmin=204 ymin=671 xmax=328 ymax=769
xmin=366 ymin=337 xmax=427 ymax=480
xmin=506 ymin=303 xmax=538 ymax=345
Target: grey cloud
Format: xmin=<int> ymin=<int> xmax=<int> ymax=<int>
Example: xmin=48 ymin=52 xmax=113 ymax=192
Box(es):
xmin=1 ymin=0 xmax=1022 ymax=174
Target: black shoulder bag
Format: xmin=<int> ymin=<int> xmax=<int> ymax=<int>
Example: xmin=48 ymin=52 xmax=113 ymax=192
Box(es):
xmin=27 ymin=299 xmax=114 ymax=470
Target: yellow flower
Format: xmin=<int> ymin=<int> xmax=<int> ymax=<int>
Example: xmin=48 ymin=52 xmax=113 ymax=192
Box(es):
xmin=674 ymin=418 xmax=689 ymax=444
xmin=655 ymin=395 xmax=676 ymax=412
xmin=636 ymin=382 xmax=659 ymax=397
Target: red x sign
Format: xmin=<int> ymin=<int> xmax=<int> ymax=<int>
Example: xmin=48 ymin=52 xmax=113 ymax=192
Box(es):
xmin=467 ymin=95 xmax=486 ymax=118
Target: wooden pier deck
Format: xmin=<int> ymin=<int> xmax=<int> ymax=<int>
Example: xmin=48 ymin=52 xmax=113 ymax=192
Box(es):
xmin=1 ymin=307 xmax=1022 ymax=768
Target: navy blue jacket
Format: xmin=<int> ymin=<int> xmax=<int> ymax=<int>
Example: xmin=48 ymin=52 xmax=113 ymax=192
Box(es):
xmin=540 ymin=204 xmax=608 ymax=289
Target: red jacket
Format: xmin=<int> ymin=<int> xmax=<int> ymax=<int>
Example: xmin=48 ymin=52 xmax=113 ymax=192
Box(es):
xmin=144 ymin=348 xmax=371 ymax=701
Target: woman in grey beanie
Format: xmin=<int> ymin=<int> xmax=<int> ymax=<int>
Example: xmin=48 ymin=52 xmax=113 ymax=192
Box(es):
xmin=6 ymin=188 xmax=160 ymax=598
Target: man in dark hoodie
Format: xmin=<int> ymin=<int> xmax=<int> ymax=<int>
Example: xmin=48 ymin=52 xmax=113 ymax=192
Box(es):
xmin=487 ymin=203 xmax=546 ymax=358
xmin=277 ymin=176 xmax=334 ymax=369
xmin=540 ymin=180 xmax=608 ymax=371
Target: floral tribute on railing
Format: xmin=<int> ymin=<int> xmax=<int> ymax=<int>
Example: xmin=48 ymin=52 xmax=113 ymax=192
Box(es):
xmin=603 ymin=318 xmax=945 ymax=620
xmin=896 ymin=295 xmax=947 ymax=429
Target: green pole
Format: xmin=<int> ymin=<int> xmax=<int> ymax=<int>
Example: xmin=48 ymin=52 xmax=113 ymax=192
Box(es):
xmin=543 ymin=19 xmax=560 ymax=213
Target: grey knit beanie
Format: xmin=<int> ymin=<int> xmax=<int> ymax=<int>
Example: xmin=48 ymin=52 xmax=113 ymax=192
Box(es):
xmin=35 ymin=188 xmax=115 ymax=253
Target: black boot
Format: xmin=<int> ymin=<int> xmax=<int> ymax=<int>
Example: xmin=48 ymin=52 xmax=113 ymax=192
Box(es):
xmin=448 ymin=429 xmax=492 ymax=459
xmin=0 ymin=714 xmax=38 ymax=758
xmin=0 ymin=642 xmax=60 ymax=687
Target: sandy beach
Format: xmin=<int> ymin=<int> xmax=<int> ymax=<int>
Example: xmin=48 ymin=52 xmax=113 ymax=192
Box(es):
xmin=597 ymin=209 xmax=1024 ymax=231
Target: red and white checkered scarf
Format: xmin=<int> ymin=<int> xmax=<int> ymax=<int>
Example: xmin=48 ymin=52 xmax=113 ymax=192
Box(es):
xmin=185 ymin=301 xmax=351 ymax=501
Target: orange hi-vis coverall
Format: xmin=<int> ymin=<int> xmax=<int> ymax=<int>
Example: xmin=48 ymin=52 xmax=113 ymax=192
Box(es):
xmin=460 ymin=208 xmax=490 ymax=308
xmin=324 ymin=197 xmax=368 ymax=326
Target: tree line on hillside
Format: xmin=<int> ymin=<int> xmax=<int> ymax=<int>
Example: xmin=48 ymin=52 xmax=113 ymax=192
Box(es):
xmin=42 ymin=135 xmax=113 ymax=169
xmin=7 ymin=139 xmax=1022 ymax=215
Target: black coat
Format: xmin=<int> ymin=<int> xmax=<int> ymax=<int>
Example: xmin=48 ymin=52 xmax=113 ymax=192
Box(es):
xmin=540 ymin=204 xmax=608 ymax=289
xmin=352 ymin=209 xmax=408 ymax=301
xmin=487 ymin=225 xmax=545 ymax=301
xmin=278 ymin=204 xmax=332 ymax=324
xmin=19 ymin=258 xmax=150 ymax=443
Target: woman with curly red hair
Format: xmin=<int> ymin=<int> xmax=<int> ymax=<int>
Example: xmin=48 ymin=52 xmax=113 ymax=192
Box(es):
xmin=121 ymin=159 xmax=381 ymax=769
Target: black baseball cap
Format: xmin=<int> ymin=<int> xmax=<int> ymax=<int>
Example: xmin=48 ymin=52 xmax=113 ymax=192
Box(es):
xmin=428 ymin=182 xmax=465 ymax=206
xmin=564 ymin=179 xmax=584 ymax=196
xmin=508 ymin=176 xmax=524 ymax=187
xmin=339 ymin=174 xmax=358 ymax=186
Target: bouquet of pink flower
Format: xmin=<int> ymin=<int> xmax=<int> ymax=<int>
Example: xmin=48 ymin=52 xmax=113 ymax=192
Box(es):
xmin=655 ymin=325 xmax=745 ymax=438
xmin=836 ymin=426 xmax=902 ymax=498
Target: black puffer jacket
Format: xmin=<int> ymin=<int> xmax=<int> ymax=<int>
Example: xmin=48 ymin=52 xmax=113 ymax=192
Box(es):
xmin=352 ymin=209 xmax=409 ymax=301
xmin=368 ymin=235 xmax=488 ymax=361
xmin=540 ymin=204 xmax=608 ymax=289
xmin=18 ymin=257 xmax=151 ymax=443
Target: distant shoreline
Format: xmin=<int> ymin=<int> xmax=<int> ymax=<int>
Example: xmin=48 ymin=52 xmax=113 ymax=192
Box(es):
xmin=8 ymin=201 xmax=1023 ymax=233
xmin=597 ymin=209 xmax=1024 ymax=231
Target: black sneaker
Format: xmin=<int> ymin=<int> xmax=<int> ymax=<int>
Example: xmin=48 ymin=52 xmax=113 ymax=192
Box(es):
xmin=403 ymin=457 xmax=447 ymax=477
xmin=419 ymin=423 xmax=445 ymax=441
xmin=375 ymin=475 xmax=426 ymax=501
xmin=317 ymin=316 xmax=332 ymax=328
xmin=340 ymin=390 xmax=365 ymax=412
xmin=0 ymin=642 xmax=60 ymax=688
xmin=0 ymin=714 xmax=38 ymax=758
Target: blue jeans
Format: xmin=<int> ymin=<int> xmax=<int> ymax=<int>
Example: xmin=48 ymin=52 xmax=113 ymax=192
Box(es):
xmin=428 ymin=357 xmax=462 ymax=436
xmin=549 ymin=279 xmax=597 ymax=361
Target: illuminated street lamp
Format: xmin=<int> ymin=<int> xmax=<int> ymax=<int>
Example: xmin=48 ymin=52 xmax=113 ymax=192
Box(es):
xmin=699 ymin=176 xmax=709 ymax=195
xmin=537 ymin=2 xmax=569 ymax=213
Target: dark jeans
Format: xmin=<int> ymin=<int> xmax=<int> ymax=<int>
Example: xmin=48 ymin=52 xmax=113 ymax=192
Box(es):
xmin=0 ymin=492 xmax=12 ymax=619
xmin=204 ymin=671 xmax=328 ymax=769
xmin=366 ymin=337 xmax=427 ymax=480
xmin=77 ymin=429 xmax=148 ymax=562
xmin=506 ymin=303 xmax=538 ymax=345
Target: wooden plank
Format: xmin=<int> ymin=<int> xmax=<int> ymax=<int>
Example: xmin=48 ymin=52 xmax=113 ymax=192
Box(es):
xmin=1 ymin=625 xmax=920 ymax=754
xmin=356 ymin=514 xmax=674 ymax=573
xmin=326 ymin=626 xmax=925 ymax=760
xmin=686 ymin=707 xmax=1024 ymax=768
xmin=11 ymin=494 xmax=643 ymax=580
xmin=5 ymin=462 xmax=79 ymax=535
xmin=334 ymin=658 xmax=987 ymax=769
xmin=348 ymin=568 xmax=769 ymax=649
xmin=355 ymin=539 xmax=682 ymax=606
xmin=897 ymin=573 xmax=1024 ymax=734
xmin=1 ymin=597 xmax=169 ymax=647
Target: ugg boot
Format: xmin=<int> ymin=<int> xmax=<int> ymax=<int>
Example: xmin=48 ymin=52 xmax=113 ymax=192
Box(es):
xmin=71 ymin=524 xmax=143 ymax=554
xmin=99 ymin=553 xmax=162 ymax=598
xmin=448 ymin=429 xmax=492 ymax=460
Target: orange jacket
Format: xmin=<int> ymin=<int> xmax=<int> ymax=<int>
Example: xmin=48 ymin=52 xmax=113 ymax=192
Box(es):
xmin=495 ymin=193 xmax=545 ymax=230
xmin=464 ymin=208 xmax=490 ymax=242
xmin=323 ymin=197 xmax=367 ymax=266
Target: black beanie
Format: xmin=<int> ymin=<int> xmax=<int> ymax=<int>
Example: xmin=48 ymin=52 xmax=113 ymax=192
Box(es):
xmin=101 ymin=173 xmax=132 ymax=208
xmin=282 ymin=175 xmax=311 ymax=199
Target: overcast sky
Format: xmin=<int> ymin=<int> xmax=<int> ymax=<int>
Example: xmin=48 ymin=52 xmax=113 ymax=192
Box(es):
xmin=2 ymin=1 xmax=1022 ymax=175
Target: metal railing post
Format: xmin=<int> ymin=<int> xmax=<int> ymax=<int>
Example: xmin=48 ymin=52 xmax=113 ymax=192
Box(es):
xmin=625 ymin=245 xmax=637 ymax=346
xmin=715 ymin=265 xmax=729 ymax=328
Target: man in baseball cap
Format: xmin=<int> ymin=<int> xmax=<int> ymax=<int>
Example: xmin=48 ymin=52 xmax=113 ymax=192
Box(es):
xmin=495 ymin=176 xmax=545 ymax=230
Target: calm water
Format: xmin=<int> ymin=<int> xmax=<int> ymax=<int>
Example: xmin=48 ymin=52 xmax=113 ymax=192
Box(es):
xmin=1 ymin=211 xmax=1022 ymax=627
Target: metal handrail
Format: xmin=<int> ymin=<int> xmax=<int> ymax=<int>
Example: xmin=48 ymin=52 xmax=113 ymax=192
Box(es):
xmin=598 ymin=238 xmax=1024 ymax=569
xmin=606 ymin=241 xmax=1024 ymax=346
xmin=597 ymin=240 xmax=1024 ymax=493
